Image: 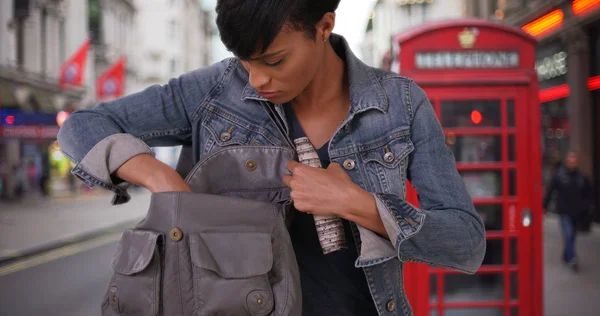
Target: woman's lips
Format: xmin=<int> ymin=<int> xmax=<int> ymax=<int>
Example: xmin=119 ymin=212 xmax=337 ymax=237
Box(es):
xmin=258 ymin=91 xmax=279 ymax=99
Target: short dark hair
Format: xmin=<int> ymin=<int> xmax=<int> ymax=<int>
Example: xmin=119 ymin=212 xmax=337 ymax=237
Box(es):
xmin=216 ymin=0 xmax=341 ymax=60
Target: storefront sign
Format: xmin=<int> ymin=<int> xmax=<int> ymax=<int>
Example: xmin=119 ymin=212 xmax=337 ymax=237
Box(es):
xmin=0 ymin=126 xmax=59 ymax=139
xmin=415 ymin=51 xmax=520 ymax=69
xmin=535 ymin=51 xmax=567 ymax=82
xmin=535 ymin=40 xmax=568 ymax=89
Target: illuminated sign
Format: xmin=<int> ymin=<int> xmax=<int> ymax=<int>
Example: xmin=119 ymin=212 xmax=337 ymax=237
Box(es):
xmin=0 ymin=126 xmax=59 ymax=139
xmin=1 ymin=108 xmax=58 ymax=126
xmin=415 ymin=51 xmax=520 ymax=69
xmin=522 ymin=9 xmax=564 ymax=37
xmin=572 ymin=0 xmax=600 ymax=15
xmin=536 ymin=51 xmax=567 ymax=82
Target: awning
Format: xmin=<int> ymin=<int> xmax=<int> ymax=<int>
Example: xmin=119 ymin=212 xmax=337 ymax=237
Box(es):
xmin=0 ymin=84 xmax=19 ymax=108
xmin=30 ymin=89 xmax=57 ymax=113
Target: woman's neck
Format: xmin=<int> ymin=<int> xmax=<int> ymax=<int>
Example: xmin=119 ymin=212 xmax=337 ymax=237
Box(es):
xmin=293 ymin=44 xmax=348 ymax=111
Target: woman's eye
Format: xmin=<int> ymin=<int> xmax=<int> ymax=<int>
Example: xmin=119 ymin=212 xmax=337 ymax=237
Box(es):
xmin=265 ymin=59 xmax=283 ymax=67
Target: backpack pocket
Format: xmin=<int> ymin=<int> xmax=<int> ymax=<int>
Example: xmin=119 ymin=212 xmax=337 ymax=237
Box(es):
xmin=190 ymin=231 xmax=275 ymax=316
xmin=102 ymin=229 xmax=163 ymax=316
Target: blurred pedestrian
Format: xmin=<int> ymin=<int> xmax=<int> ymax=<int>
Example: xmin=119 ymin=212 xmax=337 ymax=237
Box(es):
xmin=13 ymin=164 xmax=25 ymax=200
xmin=27 ymin=161 xmax=38 ymax=193
xmin=543 ymin=151 xmax=594 ymax=271
xmin=40 ymin=148 xmax=51 ymax=197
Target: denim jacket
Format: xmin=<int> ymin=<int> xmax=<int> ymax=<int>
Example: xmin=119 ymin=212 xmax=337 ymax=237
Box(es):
xmin=57 ymin=34 xmax=485 ymax=316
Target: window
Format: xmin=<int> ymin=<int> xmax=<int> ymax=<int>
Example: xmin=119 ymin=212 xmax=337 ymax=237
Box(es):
xmin=168 ymin=20 xmax=178 ymax=41
xmin=59 ymin=19 xmax=66 ymax=64
xmin=120 ymin=14 xmax=126 ymax=51
xmin=41 ymin=8 xmax=48 ymax=74
xmin=89 ymin=0 xmax=102 ymax=44
xmin=170 ymin=58 xmax=177 ymax=74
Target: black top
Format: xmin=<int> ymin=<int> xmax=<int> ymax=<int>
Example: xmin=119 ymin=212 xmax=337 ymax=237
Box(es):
xmin=284 ymin=105 xmax=378 ymax=316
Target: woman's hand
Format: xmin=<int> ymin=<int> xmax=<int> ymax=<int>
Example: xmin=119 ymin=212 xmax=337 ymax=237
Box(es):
xmin=282 ymin=160 xmax=356 ymax=216
xmin=282 ymin=160 xmax=387 ymax=236
xmin=115 ymin=154 xmax=192 ymax=193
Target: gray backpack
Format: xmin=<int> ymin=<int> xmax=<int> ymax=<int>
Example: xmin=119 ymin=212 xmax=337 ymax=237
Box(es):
xmin=101 ymin=146 xmax=302 ymax=316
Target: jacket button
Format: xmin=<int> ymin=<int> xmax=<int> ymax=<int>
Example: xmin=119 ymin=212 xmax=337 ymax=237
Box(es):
xmin=387 ymin=299 xmax=396 ymax=312
xmin=384 ymin=152 xmax=395 ymax=163
xmin=257 ymin=298 xmax=263 ymax=305
xmin=245 ymin=159 xmax=257 ymax=171
xmin=343 ymin=159 xmax=356 ymax=170
xmin=110 ymin=286 xmax=118 ymax=304
xmin=220 ymin=132 xmax=231 ymax=142
xmin=170 ymin=228 xmax=183 ymax=241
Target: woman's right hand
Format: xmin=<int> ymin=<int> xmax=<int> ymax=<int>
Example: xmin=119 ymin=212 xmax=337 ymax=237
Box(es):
xmin=115 ymin=154 xmax=192 ymax=193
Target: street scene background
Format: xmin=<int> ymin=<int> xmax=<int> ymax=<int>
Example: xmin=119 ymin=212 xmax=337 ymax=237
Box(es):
xmin=1 ymin=0 xmax=600 ymax=315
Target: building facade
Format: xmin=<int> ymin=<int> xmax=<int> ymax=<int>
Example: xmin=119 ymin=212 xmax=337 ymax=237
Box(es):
xmin=0 ymin=0 xmax=89 ymax=199
xmin=134 ymin=0 xmax=213 ymax=92
xmin=362 ymin=0 xmax=466 ymax=68
xmin=467 ymin=0 xmax=600 ymax=207
xmin=87 ymin=0 xmax=138 ymax=106
xmin=464 ymin=0 xmax=600 ymax=220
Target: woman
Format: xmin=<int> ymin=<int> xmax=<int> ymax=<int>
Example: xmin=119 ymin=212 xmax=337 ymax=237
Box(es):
xmin=58 ymin=0 xmax=485 ymax=314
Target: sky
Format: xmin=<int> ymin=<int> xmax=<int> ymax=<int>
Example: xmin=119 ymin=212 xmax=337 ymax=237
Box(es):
xmin=205 ymin=0 xmax=377 ymax=61
xmin=335 ymin=0 xmax=378 ymax=57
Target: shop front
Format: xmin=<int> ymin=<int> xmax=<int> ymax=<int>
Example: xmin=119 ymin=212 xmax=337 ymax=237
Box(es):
xmin=0 ymin=105 xmax=74 ymax=199
xmin=515 ymin=0 xmax=600 ymax=221
xmin=535 ymin=40 xmax=570 ymax=185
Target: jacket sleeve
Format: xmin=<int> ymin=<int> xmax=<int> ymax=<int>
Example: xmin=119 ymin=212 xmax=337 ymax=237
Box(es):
xmin=356 ymin=80 xmax=486 ymax=274
xmin=57 ymin=59 xmax=232 ymax=205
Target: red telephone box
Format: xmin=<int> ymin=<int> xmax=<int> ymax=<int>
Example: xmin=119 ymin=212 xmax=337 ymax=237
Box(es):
xmin=389 ymin=19 xmax=543 ymax=316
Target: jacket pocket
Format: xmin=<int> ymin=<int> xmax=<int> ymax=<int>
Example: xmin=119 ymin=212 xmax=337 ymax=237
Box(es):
xmin=190 ymin=231 xmax=274 ymax=316
xmin=360 ymin=134 xmax=414 ymax=194
xmin=102 ymin=229 xmax=163 ymax=316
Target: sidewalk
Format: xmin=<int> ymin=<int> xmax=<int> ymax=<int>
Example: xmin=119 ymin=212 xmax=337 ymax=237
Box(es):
xmin=544 ymin=214 xmax=600 ymax=316
xmin=0 ymin=189 xmax=151 ymax=264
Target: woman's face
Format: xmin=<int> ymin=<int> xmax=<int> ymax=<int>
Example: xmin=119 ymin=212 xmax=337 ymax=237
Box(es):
xmin=240 ymin=25 xmax=327 ymax=104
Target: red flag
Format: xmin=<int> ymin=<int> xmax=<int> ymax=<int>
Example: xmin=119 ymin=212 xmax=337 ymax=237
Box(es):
xmin=96 ymin=56 xmax=126 ymax=101
xmin=59 ymin=39 xmax=90 ymax=89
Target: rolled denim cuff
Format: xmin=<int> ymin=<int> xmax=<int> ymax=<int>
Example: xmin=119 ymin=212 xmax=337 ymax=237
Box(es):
xmin=353 ymin=193 xmax=408 ymax=267
xmin=355 ymin=193 xmax=426 ymax=267
xmin=66 ymin=133 xmax=154 ymax=205
xmin=375 ymin=193 xmax=426 ymax=261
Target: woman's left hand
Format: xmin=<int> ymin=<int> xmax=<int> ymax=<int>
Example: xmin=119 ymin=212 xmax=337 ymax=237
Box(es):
xmin=282 ymin=160 xmax=370 ymax=218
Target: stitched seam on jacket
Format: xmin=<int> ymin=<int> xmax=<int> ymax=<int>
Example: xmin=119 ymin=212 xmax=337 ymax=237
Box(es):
xmin=405 ymin=79 xmax=414 ymax=124
xmin=203 ymin=106 xmax=280 ymax=146
xmin=273 ymin=203 xmax=289 ymax=316
xmin=189 ymin=59 xmax=236 ymax=124
xmin=175 ymin=193 xmax=185 ymax=315
xmin=138 ymin=127 xmax=193 ymax=142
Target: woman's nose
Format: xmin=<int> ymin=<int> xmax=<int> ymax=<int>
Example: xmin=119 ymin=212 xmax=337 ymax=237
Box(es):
xmin=248 ymin=68 xmax=270 ymax=90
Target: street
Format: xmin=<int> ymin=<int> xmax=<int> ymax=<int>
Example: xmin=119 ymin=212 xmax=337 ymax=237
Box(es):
xmin=543 ymin=216 xmax=600 ymax=316
xmin=0 ymin=197 xmax=599 ymax=315
xmin=0 ymin=236 xmax=118 ymax=316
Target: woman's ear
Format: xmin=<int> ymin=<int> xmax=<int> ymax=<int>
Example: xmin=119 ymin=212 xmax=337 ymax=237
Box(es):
xmin=316 ymin=12 xmax=336 ymax=41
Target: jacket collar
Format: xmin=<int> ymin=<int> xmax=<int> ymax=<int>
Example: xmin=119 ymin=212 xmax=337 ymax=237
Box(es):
xmin=241 ymin=33 xmax=388 ymax=114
